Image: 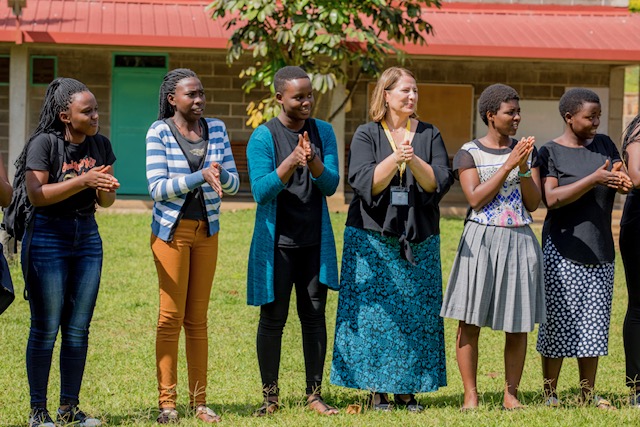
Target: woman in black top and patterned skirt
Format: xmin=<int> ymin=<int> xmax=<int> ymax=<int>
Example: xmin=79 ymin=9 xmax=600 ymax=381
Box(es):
xmin=536 ymin=88 xmax=631 ymax=408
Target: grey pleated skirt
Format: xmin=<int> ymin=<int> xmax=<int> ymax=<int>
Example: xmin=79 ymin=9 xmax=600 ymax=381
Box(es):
xmin=440 ymin=220 xmax=546 ymax=333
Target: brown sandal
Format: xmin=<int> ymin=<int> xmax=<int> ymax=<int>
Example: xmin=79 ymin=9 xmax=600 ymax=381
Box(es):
xmin=253 ymin=399 xmax=279 ymax=417
xmin=156 ymin=408 xmax=178 ymax=424
xmin=307 ymin=394 xmax=339 ymax=415
xmin=194 ymin=405 xmax=221 ymax=423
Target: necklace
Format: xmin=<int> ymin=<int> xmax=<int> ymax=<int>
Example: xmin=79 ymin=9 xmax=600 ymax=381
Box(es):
xmin=386 ymin=119 xmax=409 ymax=133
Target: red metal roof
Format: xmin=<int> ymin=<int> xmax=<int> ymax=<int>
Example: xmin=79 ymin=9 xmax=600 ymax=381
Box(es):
xmin=1 ymin=1 xmax=640 ymax=62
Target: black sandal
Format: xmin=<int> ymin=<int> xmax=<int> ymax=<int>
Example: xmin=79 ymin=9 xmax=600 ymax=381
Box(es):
xmin=306 ymin=394 xmax=338 ymax=415
xmin=370 ymin=393 xmax=392 ymax=411
xmin=394 ymin=394 xmax=424 ymax=412
xmin=252 ymin=399 xmax=279 ymax=417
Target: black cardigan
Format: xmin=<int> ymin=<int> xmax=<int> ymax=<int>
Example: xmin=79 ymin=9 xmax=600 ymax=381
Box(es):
xmin=346 ymin=120 xmax=454 ymax=246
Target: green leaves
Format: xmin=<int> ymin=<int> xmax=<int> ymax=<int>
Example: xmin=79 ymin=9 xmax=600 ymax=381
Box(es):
xmin=207 ymin=0 xmax=442 ymax=126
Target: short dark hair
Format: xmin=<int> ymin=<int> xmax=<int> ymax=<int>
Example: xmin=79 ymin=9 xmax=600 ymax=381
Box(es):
xmin=273 ymin=66 xmax=310 ymax=94
xmin=558 ymin=88 xmax=600 ymax=120
xmin=478 ymin=84 xmax=520 ymax=125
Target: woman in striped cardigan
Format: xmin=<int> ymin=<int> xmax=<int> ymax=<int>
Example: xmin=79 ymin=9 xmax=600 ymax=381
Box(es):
xmin=145 ymin=69 xmax=239 ymax=424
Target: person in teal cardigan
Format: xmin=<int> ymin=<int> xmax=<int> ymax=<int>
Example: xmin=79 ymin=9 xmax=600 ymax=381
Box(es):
xmin=246 ymin=66 xmax=339 ymax=416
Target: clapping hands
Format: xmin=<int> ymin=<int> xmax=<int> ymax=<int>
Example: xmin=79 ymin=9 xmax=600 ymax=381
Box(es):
xmin=394 ymin=139 xmax=414 ymax=165
xmin=505 ymin=136 xmax=535 ymax=171
xmin=288 ymin=131 xmax=314 ymax=169
xmin=203 ymin=162 xmax=223 ymax=197
xmin=593 ymin=159 xmax=633 ymax=192
xmin=85 ymin=165 xmax=120 ymax=192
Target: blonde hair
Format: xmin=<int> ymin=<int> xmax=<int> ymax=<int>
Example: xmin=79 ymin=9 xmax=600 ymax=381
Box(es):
xmin=369 ymin=67 xmax=418 ymax=122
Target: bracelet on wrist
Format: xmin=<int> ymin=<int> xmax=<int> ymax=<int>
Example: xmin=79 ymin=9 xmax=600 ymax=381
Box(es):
xmin=518 ymin=169 xmax=532 ymax=178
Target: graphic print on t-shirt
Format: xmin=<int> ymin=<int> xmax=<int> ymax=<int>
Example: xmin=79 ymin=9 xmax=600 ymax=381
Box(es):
xmin=190 ymin=148 xmax=205 ymax=157
xmin=62 ymin=156 xmax=97 ymax=181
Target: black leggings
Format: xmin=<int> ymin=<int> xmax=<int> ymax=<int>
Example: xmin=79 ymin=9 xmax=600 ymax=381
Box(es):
xmin=620 ymin=222 xmax=640 ymax=389
xmin=256 ymin=245 xmax=327 ymax=396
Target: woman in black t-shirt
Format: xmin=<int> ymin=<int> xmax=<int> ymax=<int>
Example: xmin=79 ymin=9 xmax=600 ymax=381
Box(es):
xmin=619 ymin=114 xmax=640 ymax=407
xmin=536 ymin=88 xmax=631 ymax=409
xmin=22 ymin=78 xmax=119 ymax=427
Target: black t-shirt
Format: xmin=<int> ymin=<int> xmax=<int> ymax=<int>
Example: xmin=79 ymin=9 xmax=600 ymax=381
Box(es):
xmin=165 ymin=118 xmax=208 ymax=221
xmin=621 ymin=142 xmax=640 ymax=228
xmin=539 ymin=134 xmax=621 ymax=264
xmin=26 ymin=132 xmax=117 ymax=217
xmin=265 ymin=117 xmax=322 ymax=248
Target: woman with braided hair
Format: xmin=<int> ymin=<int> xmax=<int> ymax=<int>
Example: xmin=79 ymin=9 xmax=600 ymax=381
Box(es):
xmin=23 ymin=77 xmax=119 ymax=427
xmin=146 ymin=68 xmax=239 ymax=423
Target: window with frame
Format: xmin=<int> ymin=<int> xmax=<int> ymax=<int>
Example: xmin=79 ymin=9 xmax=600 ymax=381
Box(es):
xmin=31 ymin=56 xmax=57 ymax=86
xmin=0 ymin=56 xmax=9 ymax=85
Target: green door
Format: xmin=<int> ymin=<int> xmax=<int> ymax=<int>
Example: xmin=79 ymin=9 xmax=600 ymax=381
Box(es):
xmin=111 ymin=54 xmax=167 ymax=195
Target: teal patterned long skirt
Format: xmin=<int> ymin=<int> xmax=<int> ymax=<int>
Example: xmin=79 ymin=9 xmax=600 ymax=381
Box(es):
xmin=330 ymin=226 xmax=447 ymax=394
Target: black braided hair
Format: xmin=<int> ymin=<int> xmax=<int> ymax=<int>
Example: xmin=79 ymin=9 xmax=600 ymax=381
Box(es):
xmin=158 ymin=68 xmax=198 ymax=119
xmin=558 ymin=88 xmax=600 ymax=121
xmin=622 ymin=114 xmax=640 ymax=164
xmin=478 ymin=83 xmax=519 ymax=126
xmin=273 ymin=66 xmax=309 ymax=94
xmin=16 ymin=77 xmax=89 ymax=170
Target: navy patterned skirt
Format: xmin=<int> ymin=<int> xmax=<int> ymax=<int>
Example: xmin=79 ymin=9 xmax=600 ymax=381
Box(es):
xmin=330 ymin=226 xmax=447 ymax=394
xmin=536 ymin=238 xmax=614 ymax=358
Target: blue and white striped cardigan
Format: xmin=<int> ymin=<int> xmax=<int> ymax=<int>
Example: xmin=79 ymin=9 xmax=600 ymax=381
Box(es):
xmin=146 ymin=118 xmax=240 ymax=241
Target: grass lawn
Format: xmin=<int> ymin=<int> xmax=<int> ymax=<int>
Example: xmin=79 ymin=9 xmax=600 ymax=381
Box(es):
xmin=1 ymin=209 xmax=638 ymax=426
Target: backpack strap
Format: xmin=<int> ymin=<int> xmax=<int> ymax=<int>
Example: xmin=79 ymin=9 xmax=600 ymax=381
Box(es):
xmin=48 ymin=133 xmax=64 ymax=183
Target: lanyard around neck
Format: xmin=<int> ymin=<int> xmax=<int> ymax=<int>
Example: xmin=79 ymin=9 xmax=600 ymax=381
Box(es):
xmin=381 ymin=119 xmax=412 ymax=178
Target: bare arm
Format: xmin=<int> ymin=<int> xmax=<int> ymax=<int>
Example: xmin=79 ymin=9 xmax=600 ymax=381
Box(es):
xmin=0 ymin=154 xmax=12 ymax=207
xmin=459 ymin=137 xmax=534 ymax=211
xmin=520 ymin=166 xmax=542 ymax=212
xmin=371 ymin=153 xmax=401 ymax=196
xmin=542 ymin=159 xmax=623 ymax=209
xmin=404 ymin=143 xmax=437 ymax=192
xmin=625 ymin=143 xmax=640 ymax=188
xmin=27 ymin=165 xmax=119 ymax=207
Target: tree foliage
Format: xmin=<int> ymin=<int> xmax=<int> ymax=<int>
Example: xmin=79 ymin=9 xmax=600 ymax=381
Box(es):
xmin=208 ymin=0 xmax=441 ymax=126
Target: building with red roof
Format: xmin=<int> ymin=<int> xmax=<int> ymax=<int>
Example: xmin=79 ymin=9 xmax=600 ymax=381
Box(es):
xmin=1 ymin=0 xmax=639 ymax=201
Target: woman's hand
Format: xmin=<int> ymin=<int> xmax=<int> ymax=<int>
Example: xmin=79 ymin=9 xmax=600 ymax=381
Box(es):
xmin=590 ymin=159 xmax=627 ymax=189
xmin=612 ymin=162 xmax=633 ymax=193
xmin=395 ymin=140 xmax=414 ymax=165
xmin=286 ymin=135 xmax=308 ymax=169
xmin=83 ymin=165 xmax=120 ymax=192
xmin=504 ymin=136 xmax=534 ymax=171
xmin=302 ymin=131 xmax=315 ymax=162
xmin=203 ymin=162 xmax=223 ymax=197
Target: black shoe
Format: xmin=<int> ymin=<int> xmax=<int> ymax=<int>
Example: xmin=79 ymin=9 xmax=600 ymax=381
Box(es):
xmin=28 ymin=407 xmax=55 ymax=427
xmin=370 ymin=393 xmax=392 ymax=411
xmin=57 ymin=405 xmax=102 ymax=427
xmin=394 ymin=394 xmax=424 ymax=412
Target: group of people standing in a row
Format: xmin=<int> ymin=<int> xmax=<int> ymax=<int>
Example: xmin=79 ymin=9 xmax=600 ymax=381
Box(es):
xmin=6 ymin=63 xmax=640 ymax=427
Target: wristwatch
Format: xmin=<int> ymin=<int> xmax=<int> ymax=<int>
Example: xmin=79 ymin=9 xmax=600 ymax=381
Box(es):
xmin=518 ymin=169 xmax=532 ymax=178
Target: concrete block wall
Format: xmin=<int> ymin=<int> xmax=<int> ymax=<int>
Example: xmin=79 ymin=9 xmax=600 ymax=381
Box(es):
xmin=170 ymin=51 xmax=271 ymax=145
xmin=344 ymin=59 xmax=613 ymax=148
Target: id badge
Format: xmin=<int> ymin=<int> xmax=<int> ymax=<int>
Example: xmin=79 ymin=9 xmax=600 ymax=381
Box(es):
xmin=390 ymin=186 xmax=409 ymax=206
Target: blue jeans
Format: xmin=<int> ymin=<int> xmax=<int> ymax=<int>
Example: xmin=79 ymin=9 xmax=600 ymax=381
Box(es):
xmin=24 ymin=213 xmax=103 ymax=407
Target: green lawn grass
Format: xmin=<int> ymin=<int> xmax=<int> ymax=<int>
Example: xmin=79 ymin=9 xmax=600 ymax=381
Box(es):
xmin=1 ymin=210 xmax=638 ymax=426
